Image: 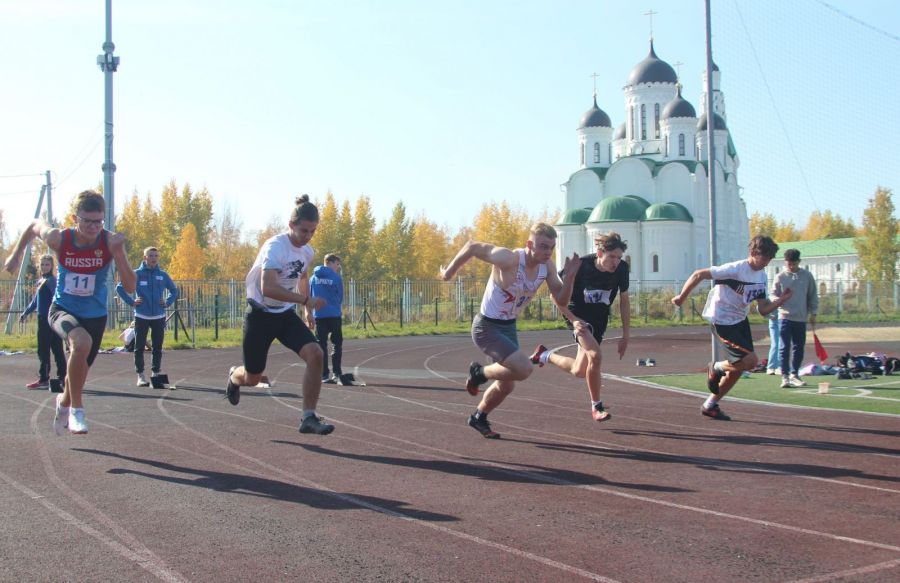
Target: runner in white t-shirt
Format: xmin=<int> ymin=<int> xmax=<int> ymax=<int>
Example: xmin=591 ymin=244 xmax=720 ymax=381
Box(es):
xmin=440 ymin=222 xmax=584 ymax=438
xmin=223 ymin=195 xmax=335 ymax=436
xmin=672 ymin=235 xmax=792 ymax=421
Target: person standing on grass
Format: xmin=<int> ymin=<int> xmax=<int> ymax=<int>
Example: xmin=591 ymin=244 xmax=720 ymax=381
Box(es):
xmin=4 ymin=190 xmax=136 ymax=435
xmin=439 ymin=222 xmax=585 ymax=439
xmin=307 ymin=253 xmax=346 ymax=384
xmin=19 ymin=254 xmax=67 ymax=390
xmin=772 ymin=248 xmax=818 ymax=388
xmin=223 ymin=195 xmax=334 ymax=435
xmin=116 ymin=246 xmax=178 ymax=387
xmin=671 ymin=235 xmax=792 ymax=421
xmin=529 ymin=231 xmax=630 ymax=423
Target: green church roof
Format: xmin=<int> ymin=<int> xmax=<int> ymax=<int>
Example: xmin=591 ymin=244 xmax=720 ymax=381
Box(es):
xmin=587 ymin=195 xmax=650 ymax=223
xmin=644 ymin=202 xmax=693 ymax=222
xmin=556 ymin=207 xmax=593 ymax=226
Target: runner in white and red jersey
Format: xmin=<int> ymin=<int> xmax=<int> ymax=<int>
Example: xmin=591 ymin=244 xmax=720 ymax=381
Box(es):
xmin=4 ymin=190 xmax=136 ymax=435
xmin=440 ymin=222 xmax=585 ymax=438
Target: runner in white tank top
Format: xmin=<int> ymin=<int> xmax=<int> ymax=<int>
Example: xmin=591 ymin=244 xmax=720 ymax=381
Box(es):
xmin=440 ymin=223 xmax=587 ymax=439
xmin=480 ymin=249 xmax=547 ymax=320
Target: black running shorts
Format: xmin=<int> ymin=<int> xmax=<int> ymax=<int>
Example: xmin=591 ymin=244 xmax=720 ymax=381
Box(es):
xmin=713 ymin=318 xmax=754 ymax=364
xmin=242 ymin=307 xmax=318 ymax=374
xmin=48 ymin=304 xmax=107 ymax=366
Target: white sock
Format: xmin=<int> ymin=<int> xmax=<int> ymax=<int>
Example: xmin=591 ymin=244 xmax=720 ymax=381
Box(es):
xmin=539 ymin=351 xmax=550 ymax=365
xmin=713 ymin=361 xmax=726 ymax=373
xmin=591 ymin=399 xmax=603 ymax=408
xmin=703 ymin=395 xmax=719 ymax=409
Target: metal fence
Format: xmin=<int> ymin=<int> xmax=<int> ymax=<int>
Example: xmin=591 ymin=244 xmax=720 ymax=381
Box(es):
xmin=3 ymin=278 xmax=900 ymax=337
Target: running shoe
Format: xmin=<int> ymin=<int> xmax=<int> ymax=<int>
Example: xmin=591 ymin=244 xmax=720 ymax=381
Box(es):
xmin=468 ymin=414 xmax=500 ymax=438
xmin=53 ymin=394 xmax=69 ymax=436
xmin=298 ymin=414 xmax=335 ymax=435
xmin=465 ymin=362 xmax=486 ymax=396
xmin=321 ymin=373 xmax=336 ymax=384
xmin=136 ymin=373 xmax=150 ymax=387
xmin=789 ymin=374 xmax=807 ymax=388
xmin=701 ymin=403 xmax=731 ymax=421
xmin=68 ymin=408 xmax=88 ymax=434
xmin=26 ymin=379 xmax=49 ymax=390
xmin=706 ymin=362 xmax=723 ymax=395
xmin=225 ymin=366 xmax=240 ymax=405
xmin=591 ymin=402 xmax=611 ymax=422
xmin=337 ymin=373 xmax=354 ymax=386
xmin=780 ymin=376 xmax=790 ymax=389
xmin=529 ymin=344 xmax=548 ymax=367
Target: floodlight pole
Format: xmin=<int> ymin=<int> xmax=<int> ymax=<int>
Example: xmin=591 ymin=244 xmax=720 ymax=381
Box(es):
xmin=97 ymin=0 xmax=118 ymax=231
xmin=705 ymin=0 xmax=719 ymax=361
xmin=45 ymin=170 xmax=53 ymax=224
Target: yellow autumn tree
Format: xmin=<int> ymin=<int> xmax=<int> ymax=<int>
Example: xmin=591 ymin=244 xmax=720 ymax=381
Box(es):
xmin=410 ymin=214 xmax=449 ymax=279
xmin=168 ymin=223 xmax=206 ymax=280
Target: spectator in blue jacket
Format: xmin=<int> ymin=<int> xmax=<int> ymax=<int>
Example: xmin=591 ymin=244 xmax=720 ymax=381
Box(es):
xmin=20 ymin=254 xmax=67 ymax=389
xmin=116 ymin=247 xmax=178 ymax=386
xmin=307 ymin=254 xmax=346 ymax=383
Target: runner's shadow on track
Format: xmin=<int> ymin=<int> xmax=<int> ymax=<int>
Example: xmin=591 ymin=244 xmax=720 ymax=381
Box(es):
xmin=163 ymin=384 xmax=301 ymax=399
xmin=82 ymin=389 xmax=191 ymax=402
xmin=363 ymin=382 xmax=461 ymax=393
xmin=74 ymin=448 xmax=456 ymax=522
xmin=278 ymin=442 xmax=690 ymax=493
xmin=611 ymin=428 xmax=900 ymax=459
xmin=747 ymin=420 xmax=900 ymax=439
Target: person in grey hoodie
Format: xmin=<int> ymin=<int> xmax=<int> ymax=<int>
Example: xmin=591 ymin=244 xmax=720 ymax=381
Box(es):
xmin=772 ymin=248 xmax=818 ymax=388
xmin=116 ymin=247 xmax=178 ymax=386
xmin=307 ymin=254 xmax=346 ymax=384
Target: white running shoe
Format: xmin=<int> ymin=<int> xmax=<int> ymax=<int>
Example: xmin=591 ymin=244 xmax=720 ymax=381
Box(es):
xmin=68 ymin=408 xmax=88 ymax=434
xmin=789 ymin=374 xmax=807 ymax=388
xmin=53 ymin=394 xmax=69 ymax=436
xmin=780 ymin=377 xmax=790 ymax=389
xmin=136 ymin=373 xmax=150 ymax=387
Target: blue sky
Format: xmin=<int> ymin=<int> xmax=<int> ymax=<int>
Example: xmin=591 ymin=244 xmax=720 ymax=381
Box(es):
xmin=1 ymin=0 xmax=898 ymax=241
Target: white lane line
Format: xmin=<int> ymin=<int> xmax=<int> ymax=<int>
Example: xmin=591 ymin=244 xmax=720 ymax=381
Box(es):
xmin=784 ymin=557 xmax=900 ymax=582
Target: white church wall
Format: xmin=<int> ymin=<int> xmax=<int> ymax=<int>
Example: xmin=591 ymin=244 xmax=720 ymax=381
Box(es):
xmin=604 ymin=158 xmax=654 ymax=199
xmin=655 ymin=163 xmax=693 ymax=208
xmin=566 ymin=169 xmax=604 ymax=210
xmin=555 ymin=224 xmax=585 ymax=268
xmin=643 ymin=222 xmax=694 ymax=281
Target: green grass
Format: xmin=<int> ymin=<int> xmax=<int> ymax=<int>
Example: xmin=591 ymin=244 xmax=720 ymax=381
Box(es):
xmin=635 ymin=372 xmax=900 ymax=415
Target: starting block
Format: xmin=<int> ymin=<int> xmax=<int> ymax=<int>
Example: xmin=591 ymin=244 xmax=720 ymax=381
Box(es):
xmin=338 ymin=373 xmax=366 ymax=387
xmin=635 ymin=358 xmax=656 ymax=367
xmin=646 ymin=358 xmax=656 ymax=367
xmin=49 ymin=378 xmax=64 ymax=393
xmin=150 ymin=374 xmax=170 ymax=389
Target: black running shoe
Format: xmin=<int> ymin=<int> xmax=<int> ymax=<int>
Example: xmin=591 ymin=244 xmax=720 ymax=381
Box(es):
xmin=468 ymin=414 xmax=500 ymax=438
xmin=465 ymin=362 xmax=486 ymax=396
xmin=337 ymin=373 xmax=355 ymax=386
xmin=529 ymin=344 xmax=548 ymax=367
xmin=225 ymin=366 xmax=240 ymax=405
xmin=299 ymin=414 xmax=335 ymax=435
xmin=701 ymin=403 xmax=731 ymax=421
xmin=706 ymin=362 xmax=724 ymax=395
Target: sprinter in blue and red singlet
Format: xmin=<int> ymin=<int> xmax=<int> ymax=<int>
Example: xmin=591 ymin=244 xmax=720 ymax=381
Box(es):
xmin=4 ymin=190 xmax=136 ymax=435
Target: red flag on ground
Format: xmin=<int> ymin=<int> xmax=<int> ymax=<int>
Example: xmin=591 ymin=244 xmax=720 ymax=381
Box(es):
xmin=814 ymin=333 xmax=828 ymax=364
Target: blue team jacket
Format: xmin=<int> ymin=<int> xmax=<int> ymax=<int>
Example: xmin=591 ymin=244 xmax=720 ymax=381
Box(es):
xmin=116 ymin=263 xmax=178 ymax=319
xmin=309 ymin=265 xmax=343 ymax=318
xmin=22 ymin=274 xmax=57 ymax=319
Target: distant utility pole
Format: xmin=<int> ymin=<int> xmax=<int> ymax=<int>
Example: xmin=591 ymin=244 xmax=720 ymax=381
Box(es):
xmin=705 ymin=0 xmax=719 ymax=361
xmin=97 ymin=0 xmax=118 ymax=231
xmin=4 ymin=185 xmax=48 ymax=334
xmin=45 ymin=170 xmax=53 ymax=224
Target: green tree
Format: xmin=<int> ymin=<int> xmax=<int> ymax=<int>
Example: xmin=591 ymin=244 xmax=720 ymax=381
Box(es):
xmin=374 ymin=202 xmax=414 ymax=280
xmin=348 ymin=195 xmax=377 ymax=280
xmin=157 ymin=180 xmax=180 ymax=258
xmin=115 ymin=191 xmax=145 ymax=266
xmin=311 ymin=191 xmax=340 ymax=264
xmin=854 ymin=187 xmax=899 ymax=282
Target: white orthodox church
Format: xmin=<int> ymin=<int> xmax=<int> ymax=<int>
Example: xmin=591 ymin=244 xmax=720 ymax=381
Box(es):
xmin=555 ymin=41 xmax=749 ymax=284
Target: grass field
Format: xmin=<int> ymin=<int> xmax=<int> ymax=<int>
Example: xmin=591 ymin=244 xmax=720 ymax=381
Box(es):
xmin=634 ymin=372 xmax=900 ymax=415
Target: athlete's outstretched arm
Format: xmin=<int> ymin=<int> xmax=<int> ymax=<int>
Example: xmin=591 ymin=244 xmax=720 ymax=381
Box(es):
xmin=439 ymin=240 xmax=516 ymax=280
xmin=3 ymin=220 xmax=61 ymax=274
xmin=108 ymin=232 xmax=136 ymax=294
xmin=671 ymin=268 xmax=712 ymax=307
xmin=617 ymin=291 xmax=631 ymax=358
xmin=544 ymin=258 xmax=582 ymax=324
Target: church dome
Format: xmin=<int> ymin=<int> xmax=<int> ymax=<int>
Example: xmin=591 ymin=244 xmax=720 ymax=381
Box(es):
xmin=661 ymin=86 xmax=696 ymax=120
xmin=578 ymin=97 xmax=612 ymax=129
xmin=587 ymin=195 xmax=650 ymax=223
xmin=556 ymin=207 xmax=593 ymax=226
xmin=697 ymin=112 xmax=727 ymax=131
xmin=644 ymin=202 xmax=694 ymax=222
xmin=627 ymin=41 xmax=678 ymax=86
xmin=613 ymin=123 xmax=626 ymax=140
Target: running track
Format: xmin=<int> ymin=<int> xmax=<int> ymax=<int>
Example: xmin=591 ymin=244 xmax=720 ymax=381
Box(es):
xmin=1 ymin=326 xmax=898 ymax=582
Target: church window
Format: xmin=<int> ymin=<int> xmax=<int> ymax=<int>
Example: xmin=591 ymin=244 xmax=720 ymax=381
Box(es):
xmin=593 ymin=142 xmax=600 ymax=164
xmin=629 ymin=106 xmax=634 ymax=139
xmin=654 ymin=103 xmax=660 ymax=138
xmin=652 ymin=254 xmax=659 ymax=273
xmin=678 ymin=134 xmax=685 ymax=156
xmin=580 ymin=143 xmax=585 ymax=166
xmin=835 ymin=263 xmax=841 ymax=272
xmin=608 ymin=143 xmax=611 ymax=164
xmin=640 ymin=104 xmax=646 ymax=140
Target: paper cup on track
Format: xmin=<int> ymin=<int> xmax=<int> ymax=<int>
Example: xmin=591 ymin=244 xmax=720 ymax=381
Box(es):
xmin=818 ymin=382 xmax=830 ymax=394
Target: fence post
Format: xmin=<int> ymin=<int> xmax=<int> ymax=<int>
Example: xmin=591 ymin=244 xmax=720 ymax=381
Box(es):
xmin=214 ymin=294 xmax=220 ymax=340
xmin=399 ymin=294 xmax=403 ymax=328
xmin=434 ymin=297 xmax=439 ymax=326
xmin=538 ymin=297 xmax=543 ymax=323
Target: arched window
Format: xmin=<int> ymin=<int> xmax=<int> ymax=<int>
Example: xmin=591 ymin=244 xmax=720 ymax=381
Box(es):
xmin=608 ymin=143 xmax=612 ymax=164
xmin=593 ymin=142 xmax=601 ymax=164
xmin=654 ymin=103 xmax=660 ymax=138
xmin=835 ymin=263 xmax=841 ymax=272
xmin=678 ymin=134 xmax=685 ymax=156
xmin=640 ymin=104 xmax=647 ymax=140
xmin=652 ymin=254 xmax=659 ymax=273
xmin=629 ymin=106 xmax=635 ymax=139
xmin=580 ymin=143 xmax=585 ymax=165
